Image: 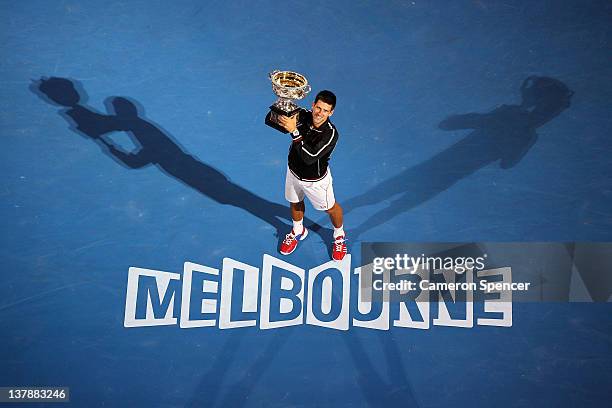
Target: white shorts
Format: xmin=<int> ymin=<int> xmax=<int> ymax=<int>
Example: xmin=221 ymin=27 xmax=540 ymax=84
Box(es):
xmin=285 ymin=168 xmax=336 ymax=211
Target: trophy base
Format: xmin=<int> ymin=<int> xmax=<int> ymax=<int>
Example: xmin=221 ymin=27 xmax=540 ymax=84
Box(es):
xmin=265 ymin=105 xmax=301 ymax=133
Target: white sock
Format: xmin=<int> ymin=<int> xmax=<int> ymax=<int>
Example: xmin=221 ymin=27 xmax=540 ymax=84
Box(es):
xmin=293 ymin=219 xmax=304 ymax=235
xmin=333 ymin=225 xmax=345 ymax=239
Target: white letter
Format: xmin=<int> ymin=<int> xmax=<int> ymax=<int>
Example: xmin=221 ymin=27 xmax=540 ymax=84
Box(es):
xmin=260 ymin=254 xmax=305 ymax=329
xmin=352 ymin=263 xmax=389 ymax=330
xmin=180 ymin=262 xmax=219 ymax=328
xmin=125 ymin=267 xmax=181 ymax=328
xmin=219 ymin=258 xmax=259 ymax=329
xmin=307 ymin=255 xmax=351 ymax=330
xmin=373 ymin=257 xmax=384 ymax=274
xmin=433 ymin=268 xmax=474 ymax=328
xmin=477 ymin=267 xmax=512 ymax=327
xmin=394 ymin=265 xmax=430 ymax=329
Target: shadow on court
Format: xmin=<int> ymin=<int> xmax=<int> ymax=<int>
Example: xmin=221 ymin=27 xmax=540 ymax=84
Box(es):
xmin=32 ymin=77 xmax=333 ymax=246
xmin=341 ymin=327 xmax=420 ymax=407
xmin=344 ymin=76 xmax=574 ymax=238
xmin=185 ymin=328 xmax=296 ymax=408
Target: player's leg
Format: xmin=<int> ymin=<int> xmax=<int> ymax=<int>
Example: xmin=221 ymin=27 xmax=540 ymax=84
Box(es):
xmin=281 ymin=169 xmax=309 ymax=255
xmin=290 ymin=201 xmax=306 ymax=234
xmin=326 ymin=202 xmax=344 ymax=236
xmin=326 ymin=202 xmax=347 ymax=261
xmin=302 ymin=172 xmax=348 ymax=261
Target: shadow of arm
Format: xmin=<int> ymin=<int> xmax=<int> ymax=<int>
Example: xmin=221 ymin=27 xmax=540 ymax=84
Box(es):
xmin=439 ymin=113 xmax=486 ymax=130
xmin=100 ymin=140 xmax=151 ymax=169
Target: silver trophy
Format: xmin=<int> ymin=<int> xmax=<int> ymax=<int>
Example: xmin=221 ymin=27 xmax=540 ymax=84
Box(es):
xmin=266 ymin=70 xmax=311 ymax=133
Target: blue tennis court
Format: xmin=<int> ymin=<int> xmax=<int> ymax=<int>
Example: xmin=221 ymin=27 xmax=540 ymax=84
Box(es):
xmin=1 ymin=1 xmax=611 ymax=406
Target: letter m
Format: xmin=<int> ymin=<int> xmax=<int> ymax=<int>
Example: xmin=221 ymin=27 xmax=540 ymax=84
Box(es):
xmin=124 ymin=267 xmax=182 ymax=327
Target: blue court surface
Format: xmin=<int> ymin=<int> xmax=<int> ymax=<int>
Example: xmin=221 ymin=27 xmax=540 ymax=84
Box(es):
xmin=1 ymin=1 xmax=612 ymax=407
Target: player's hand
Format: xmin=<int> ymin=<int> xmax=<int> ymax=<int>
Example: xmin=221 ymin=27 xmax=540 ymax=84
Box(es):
xmin=278 ymin=114 xmax=297 ymax=133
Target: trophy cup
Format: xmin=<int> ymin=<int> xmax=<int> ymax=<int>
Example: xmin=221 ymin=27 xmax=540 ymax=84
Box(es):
xmin=266 ymin=70 xmax=311 ymax=133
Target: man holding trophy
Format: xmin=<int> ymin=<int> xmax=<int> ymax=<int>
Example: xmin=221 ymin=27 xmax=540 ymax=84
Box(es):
xmin=265 ymin=71 xmax=347 ymax=261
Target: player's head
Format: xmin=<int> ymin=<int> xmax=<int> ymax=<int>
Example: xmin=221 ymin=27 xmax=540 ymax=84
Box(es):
xmin=520 ymin=76 xmax=573 ymax=126
xmin=312 ymin=90 xmax=336 ymax=127
xmin=520 ymin=76 xmax=573 ymax=112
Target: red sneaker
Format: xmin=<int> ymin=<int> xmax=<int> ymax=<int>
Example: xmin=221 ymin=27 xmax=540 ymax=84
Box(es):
xmin=279 ymin=228 xmax=308 ymax=255
xmin=332 ymin=236 xmax=348 ymax=261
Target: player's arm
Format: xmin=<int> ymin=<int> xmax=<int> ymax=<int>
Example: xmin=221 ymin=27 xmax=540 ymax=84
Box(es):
xmin=277 ymin=109 xmax=307 ymax=142
xmin=438 ymin=113 xmax=487 ymax=130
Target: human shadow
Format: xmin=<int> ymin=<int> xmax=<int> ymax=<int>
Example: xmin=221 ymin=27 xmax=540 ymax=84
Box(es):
xmin=216 ymin=328 xmax=295 ymax=407
xmin=184 ymin=327 xmax=296 ymax=408
xmin=332 ymin=273 xmax=419 ymax=408
xmin=341 ymin=327 xmax=420 ymax=407
xmin=32 ymin=76 xmax=331 ymax=244
xmin=345 ymin=76 xmax=574 ymax=238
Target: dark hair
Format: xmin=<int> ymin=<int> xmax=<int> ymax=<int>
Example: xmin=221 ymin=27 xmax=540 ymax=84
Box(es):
xmin=315 ymin=90 xmax=336 ymax=110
